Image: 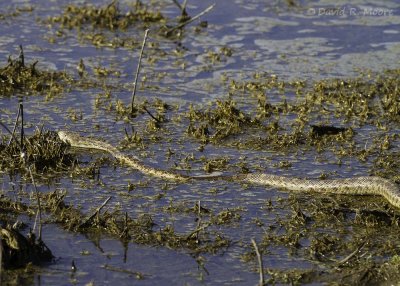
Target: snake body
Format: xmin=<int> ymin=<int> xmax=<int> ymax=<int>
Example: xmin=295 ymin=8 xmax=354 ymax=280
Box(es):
xmin=58 ymin=131 xmax=400 ymax=209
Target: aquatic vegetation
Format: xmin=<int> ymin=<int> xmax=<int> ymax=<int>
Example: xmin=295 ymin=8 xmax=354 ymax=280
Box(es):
xmin=0 ymin=0 xmax=399 ymax=282
xmin=0 ymin=129 xmax=73 ymax=174
xmin=0 ymin=47 xmax=72 ymax=96
xmin=0 ymin=196 xmax=53 ymax=269
xmin=186 ymin=99 xmax=259 ymax=143
xmin=0 ymin=5 xmax=33 ymax=21
xmin=43 ymin=0 xmax=212 ymax=49
xmin=188 ymin=69 xmax=399 ymax=162
xmin=6 ymin=189 xmax=231 ymax=255
xmin=309 ymin=70 xmax=400 ymax=123
xmin=0 ymin=63 xmax=399 ymax=283
xmin=1 ymin=226 xmax=53 ymax=269
xmin=201 ymin=46 xmax=234 ymax=70
xmin=241 ymin=193 xmax=400 ymax=284
xmin=44 ymin=0 xmax=166 ymax=48
xmin=47 ymin=1 xmax=164 ymax=31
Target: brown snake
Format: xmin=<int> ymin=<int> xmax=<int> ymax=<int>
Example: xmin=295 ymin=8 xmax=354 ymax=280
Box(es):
xmin=58 ymin=131 xmax=400 ymax=209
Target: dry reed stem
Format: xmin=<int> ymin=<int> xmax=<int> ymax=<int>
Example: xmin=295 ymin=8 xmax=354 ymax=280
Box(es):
xmin=130 ymin=29 xmax=149 ymax=114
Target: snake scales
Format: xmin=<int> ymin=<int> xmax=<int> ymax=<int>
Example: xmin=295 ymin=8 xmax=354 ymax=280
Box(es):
xmin=58 ymin=131 xmax=400 ymax=209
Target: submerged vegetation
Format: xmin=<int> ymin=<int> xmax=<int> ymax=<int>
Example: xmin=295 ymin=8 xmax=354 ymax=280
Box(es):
xmin=242 ymin=193 xmax=400 ymax=284
xmin=0 ymin=129 xmax=231 ymax=269
xmin=0 ymin=129 xmax=72 ymax=174
xmin=1 ymin=64 xmax=399 ymax=283
xmin=0 ymin=216 xmax=53 ymax=270
xmin=0 ymin=0 xmax=399 ymax=284
xmin=43 ymin=0 xmax=207 ymax=48
xmin=0 ymin=46 xmax=72 ymax=97
xmin=0 ymin=5 xmax=33 ymax=21
xmin=182 ymin=69 xmax=400 ymax=182
xmin=47 ymin=0 xmax=164 ymax=31
xmin=1 ymin=60 xmax=399 ymax=284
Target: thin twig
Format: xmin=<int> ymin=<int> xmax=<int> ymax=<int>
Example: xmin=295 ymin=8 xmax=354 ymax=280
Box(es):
xmin=18 ymin=45 xmax=25 ymax=67
xmin=171 ymin=0 xmax=183 ymax=10
xmin=185 ymin=222 xmax=210 ymax=240
xmin=0 ymin=230 xmax=2 ymax=282
xmin=119 ymin=211 xmax=129 ymax=239
xmin=142 ymin=106 xmax=161 ymax=123
xmin=7 ymin=104 xmax=22 ymax=146
xmin=194 ymin=200 xmax=202 ymax=240
xmin=71 ymin=260 xmax=77 ymax=272
xmin=102 ymin=264 xmax=145 ymax=278
xmin=171 ymin=0 xmax=188 ymax=16
xmin=166 ymin=3 xmax=215 ymax=35
xmin=29 ymin=166 xmax=42 ymax=241
xmin=0 ymin=105 xmax=25 ymax=151
xmin=130 ymin=29 xmax=149 ymax=114
xmin=0 ymin=121 xmax=22 ymax=151
xmin=1 ymin=105 xmax=22 ymax=145
xmin=36 ymin=124 xmax=45 ymax=139
xmin=0 ymin=122 xmax=13 ymax=136
xmin=79 ymin=196 xmax=112 ymax=229
xmin=20 ymin=103 xmax=25 ymax=152
xmin=251 ymin=238 xmax=264 ymax=286
xmin=197 ymin=200 xmax=202 ymax=218
xmin=336 ymin=241 xmax=366 ymax=267
xmin=106 ymin=0 xmax=117 ymax=10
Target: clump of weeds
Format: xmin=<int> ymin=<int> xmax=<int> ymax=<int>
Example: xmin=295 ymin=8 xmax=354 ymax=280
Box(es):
xmin=0 ymin=46 xmax=72 ymax=96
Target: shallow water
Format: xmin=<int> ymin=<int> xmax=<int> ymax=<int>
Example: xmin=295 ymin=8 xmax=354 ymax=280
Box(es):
xmin=0 ymin=0 xmax=400 ymax=285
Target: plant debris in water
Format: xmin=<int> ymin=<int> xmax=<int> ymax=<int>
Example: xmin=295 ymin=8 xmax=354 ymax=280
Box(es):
xmin=0 ymin=197 xmax=53 ymax=270
xmin=0 ymin=46 xmax=72 ymax=96
xmin=183 ymin=69 xmax=400 ymax=181
xmin=0 ymin=19 xmax=399 ymax=282
xmin=0 ymin=122 xmax=232 ymax=256
xmin=0 ymin=5 xmax=33 ymax=21
xmin=43 ymin=0 xmax=210 ymax=48
xmin=242 ymin=194 xmax=400 ymax=284
xmin=22 ymin=66 xmax=397 ymax=284
xmin=186 ymin=99 xmax=259 ymax=143
xmin=1 ymin=226 xmax=53 ymax=269
xmin=0 ymin=129 xmax=73 ymax=174
xmin=44 ymin=0 xmax=170 ymax=48
xmin=47 ymin=0 xmax=164 ymax=31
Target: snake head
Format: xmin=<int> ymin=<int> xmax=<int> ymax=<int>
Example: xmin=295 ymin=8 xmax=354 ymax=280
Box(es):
xmin=57 ymin=131 xmax=71 ymax=145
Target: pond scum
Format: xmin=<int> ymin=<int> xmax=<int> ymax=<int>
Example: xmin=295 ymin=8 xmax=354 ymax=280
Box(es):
xmin=0 ymin=0 xmax=400 ymax=284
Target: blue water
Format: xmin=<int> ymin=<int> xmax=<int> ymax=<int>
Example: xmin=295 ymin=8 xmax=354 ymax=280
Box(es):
xmin=0 ymin=0 xmax=399 ymax=284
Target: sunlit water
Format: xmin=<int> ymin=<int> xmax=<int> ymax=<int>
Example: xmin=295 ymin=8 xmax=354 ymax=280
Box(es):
xmin=0 ymin=0 xmax=399 ymax=285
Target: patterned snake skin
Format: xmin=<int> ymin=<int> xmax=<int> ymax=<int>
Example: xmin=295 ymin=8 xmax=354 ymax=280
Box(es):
xmin=58 ymin=131 xmax=400 ymax=209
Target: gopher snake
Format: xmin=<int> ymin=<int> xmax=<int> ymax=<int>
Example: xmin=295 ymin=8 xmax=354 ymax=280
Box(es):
xmin=58 ymin=131 xmax=400 ymax=209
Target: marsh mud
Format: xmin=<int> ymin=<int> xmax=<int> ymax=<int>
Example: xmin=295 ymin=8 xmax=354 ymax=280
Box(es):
xmin=0 ymin=0 xmax=400 ymax=285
